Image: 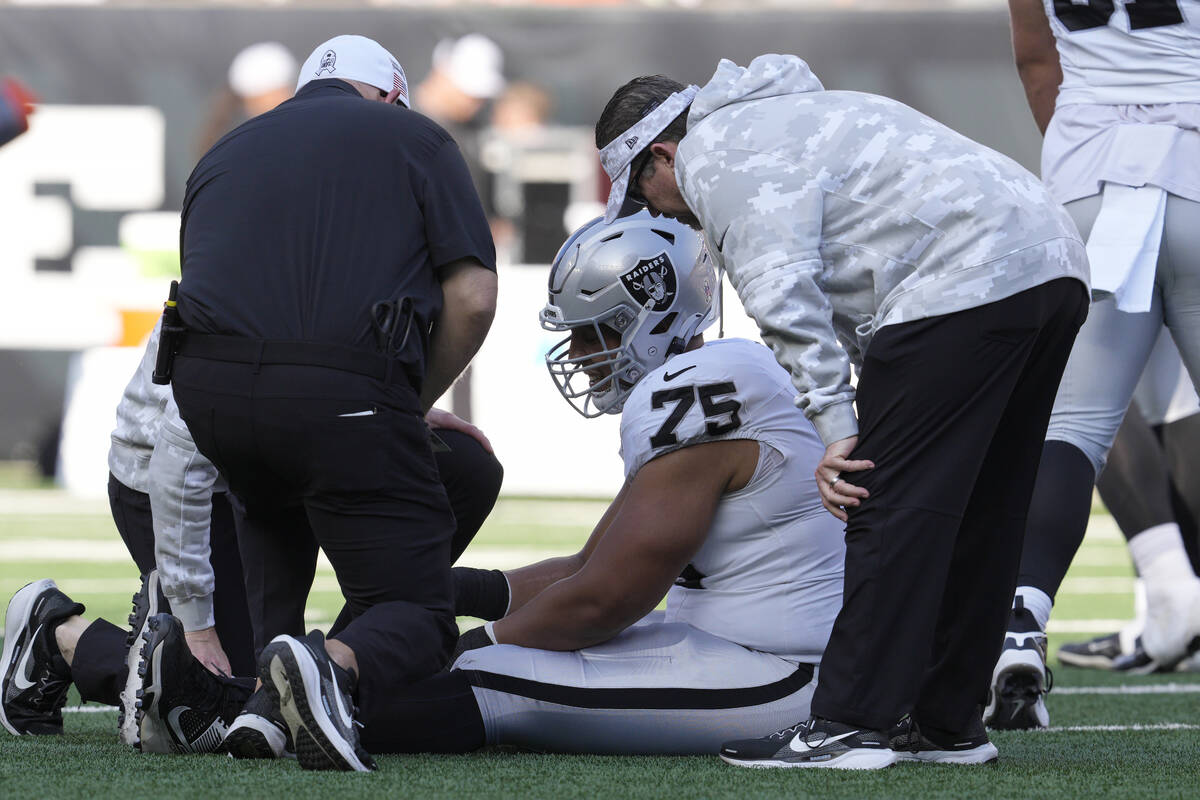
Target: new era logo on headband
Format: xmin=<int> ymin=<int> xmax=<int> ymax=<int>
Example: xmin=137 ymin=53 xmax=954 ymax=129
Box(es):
xmin=625 ymin=135 xmax=638 ymax=150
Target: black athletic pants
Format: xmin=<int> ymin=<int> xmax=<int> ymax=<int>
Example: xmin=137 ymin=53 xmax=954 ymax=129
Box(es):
xmin=69 ymin=433 xmax=500 ymax=707
xmin=811 ymin=279 xmax=1088 ymax=734
xmin=172 ymin=357 xmax=462 ymax=708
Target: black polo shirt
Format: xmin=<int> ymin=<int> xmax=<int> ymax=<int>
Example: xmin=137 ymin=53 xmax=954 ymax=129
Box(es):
xmin=176 ymin=79 xmax=495 ymax=378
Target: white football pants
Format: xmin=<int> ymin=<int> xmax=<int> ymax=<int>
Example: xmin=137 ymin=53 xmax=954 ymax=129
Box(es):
xmin=453 ymin=614 xmax=816 ymax=755
xmin=1045 ymin=191 xmax=1200 ymax=475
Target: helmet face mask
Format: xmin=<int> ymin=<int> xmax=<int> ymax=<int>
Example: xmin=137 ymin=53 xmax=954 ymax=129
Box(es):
xmin=540 ymin=211 xmax=717 ymax=418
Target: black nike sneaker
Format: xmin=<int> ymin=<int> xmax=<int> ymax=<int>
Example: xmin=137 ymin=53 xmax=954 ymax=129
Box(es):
xmin=259 ymin=630 xmax=376 ymax=771
xmin=1058 ymin=631 xmax=1126 ymax=670
xmin=135 ymin=613 xmax=238 ymax=754
xmin=1 ymin=579 xmax=83 ymax=736
xmin=222 ymin=684 xmax=292 ymax=760
xmin=720 ymin=717 xmax=898 ymax=770
xmin=889 ymin=713 xmax=998 ymax=764
xmin=120 ymin=570 xmax=162 ymax=746
xmin=985 ymin=597 xmax=1052 ymax=730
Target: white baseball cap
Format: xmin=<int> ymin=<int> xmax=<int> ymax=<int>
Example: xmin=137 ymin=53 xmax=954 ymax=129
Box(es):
xmin=228 ymin=42 xmax=297 ymax=99
xmin=433 ymin=34 xmax=505 ymax=100
xmin=296 ymin=34 xmax=410 ymax=108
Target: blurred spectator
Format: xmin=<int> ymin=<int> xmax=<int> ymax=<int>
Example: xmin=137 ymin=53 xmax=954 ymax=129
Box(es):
xmin=195 ymin=42 xmax=297 ymax=158
xmin=414 ymin=34 xmax=506 ymax=422
xmin=414 ymin=33 xmax=506 ymax=217
xmin=0 ymin=76 xmax=36 ymax=148
xmin=492 ymin=81 xmax=552 ymax=135
xmin=484 ymin=82 xmax=555 ymax=261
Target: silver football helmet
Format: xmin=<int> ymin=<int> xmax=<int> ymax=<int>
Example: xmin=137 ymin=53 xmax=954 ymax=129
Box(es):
xmin=540 ymin=211 xmax=717 ymax=417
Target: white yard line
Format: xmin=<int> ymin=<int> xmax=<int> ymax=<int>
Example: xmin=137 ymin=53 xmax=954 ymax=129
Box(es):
xmin=1046 ymin=619 xmax=1131 ymax=633
xmin=1057 ymin=576 xmax=1135 ymax=594
xmin=63 ymin=705 xmax=118 ymax=713
xmin=1040 ymin=723 xmax=1200 ymax=732
xmin=59 ymin=705 xmax=1197 ymax=734
xmin=1053 ymin=683 xmax=1200 ymax=695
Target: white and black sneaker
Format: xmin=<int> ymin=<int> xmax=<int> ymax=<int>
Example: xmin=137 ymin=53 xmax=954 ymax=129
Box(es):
xmin=259 ymin=630 xmax=375 ymax=772
xmin=889 ymin=713 xmax=998 ymax=764
xmin=1 ymin=579 xmax=82 ymax=735
xmin=119 ymin=570 xmax=162 ymax=746
xmin=223 ymin=685 xmax=291 ymax=760
xmin=985 ymin=597 xmax=1051 ymax=730
xmin=720 ymin=717 xmax=898 ymax=770
xmin=135 ymin=613 xmax=236 ymax=754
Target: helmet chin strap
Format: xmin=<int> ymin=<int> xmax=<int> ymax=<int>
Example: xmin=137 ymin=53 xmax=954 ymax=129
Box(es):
xmin=666 ymin=336 xmax=688 ymax=357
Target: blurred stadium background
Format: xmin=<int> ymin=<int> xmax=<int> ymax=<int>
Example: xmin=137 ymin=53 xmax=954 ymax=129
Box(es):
xmin=1 ymin=3 xmax=1197 ymax=796
xmin=0 ymin=0 xmax=1044 ymax=498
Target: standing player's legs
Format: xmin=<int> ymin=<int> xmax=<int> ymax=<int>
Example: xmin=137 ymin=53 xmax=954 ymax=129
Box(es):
xmin=1002 ymin=194 xmax=1200 ymax=711
xmin=809 ymin=278 xmax=1085 ymax=737
xmin=1144 ymin=194 xmax=1200 ymax=664
xmin=1060 ymin=334 xmax=1200 ymax=671
xmin=359 ymin=620 xmax=816 ymax=756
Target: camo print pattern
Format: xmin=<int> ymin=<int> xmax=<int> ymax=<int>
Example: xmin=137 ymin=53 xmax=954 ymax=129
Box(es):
xmin=108 ymin=321 xmax=221 ymax=631
xmin=676 ymin=55 xmax=1090 ymax=444
xmin=108 ymin=321 xmax=172 ymax=493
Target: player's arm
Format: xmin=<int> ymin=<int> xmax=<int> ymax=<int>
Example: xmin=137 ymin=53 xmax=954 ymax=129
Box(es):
xmin=1009 ymin=0 xmax=1062 ymax=134
xmin=421 ymin=259 xmax=497 ymax=411
xmin=503 ymin=481 xmax=631 ymax=613
xmin=490 ymin=438 xmax=758 ymax=651
xmin=149 ymin=403 xmax=228 ymax=676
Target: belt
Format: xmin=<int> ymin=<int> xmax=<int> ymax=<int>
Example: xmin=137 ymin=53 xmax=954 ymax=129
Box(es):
xmin=177 ymin=333 xmax=418 ymax=387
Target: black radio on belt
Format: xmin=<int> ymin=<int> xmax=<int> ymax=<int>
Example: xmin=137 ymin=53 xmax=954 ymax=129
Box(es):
xmin=151 ymin=280 xmax=187 ymax=385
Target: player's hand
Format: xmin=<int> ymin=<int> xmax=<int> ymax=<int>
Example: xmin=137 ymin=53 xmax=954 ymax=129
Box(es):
xmin=816 ymin=436 xmax=873 ymax=522
xmin=425 ymin=407 xmax=494 ymax=454
xmin=184 ymin=626 xmax=233 ymax=677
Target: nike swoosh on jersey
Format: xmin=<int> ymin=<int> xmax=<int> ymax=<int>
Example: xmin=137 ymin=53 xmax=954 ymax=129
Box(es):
xmin=12 ymin=629 xmax=40 ymax=690
xmin=662 ymin=365 xmax=697 ymax=382
xmin=789 ymin=729 xmax=860 ymax=753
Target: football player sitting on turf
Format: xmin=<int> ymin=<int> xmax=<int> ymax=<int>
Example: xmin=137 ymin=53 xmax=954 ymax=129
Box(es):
xmin=226 ymin=211 xmax=848 ymax=762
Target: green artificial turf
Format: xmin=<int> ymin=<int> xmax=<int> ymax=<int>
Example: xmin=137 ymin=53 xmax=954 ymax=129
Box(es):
xmin=2 ymin=476 xmax=1197 ymax=798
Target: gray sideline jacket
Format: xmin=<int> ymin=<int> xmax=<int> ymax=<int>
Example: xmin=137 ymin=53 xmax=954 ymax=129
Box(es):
xmin=109 ymin=322 xmax=222 ymax=631
xmin=676 ymin=55 xmax=1091 ymax=445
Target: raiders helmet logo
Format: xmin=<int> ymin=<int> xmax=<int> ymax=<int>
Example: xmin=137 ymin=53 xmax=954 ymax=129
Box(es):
xmin=620 ymin=253 xmax=677 ymax=311
xmin=316 ymin=49 xmax=337 ymax=76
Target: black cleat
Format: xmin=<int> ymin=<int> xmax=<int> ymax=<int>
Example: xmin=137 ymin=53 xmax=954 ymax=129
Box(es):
xmin=1 ymin=579 xmax=81 ymax=735
xmin=222 ymin=684 xmax=291 ymax=760
xmin=259 ymin=630 xmax=375 ymax=772
xmin=889 ymin=713 xmax=998 ymax=764
xmin=120 ymin=570 xmax=162 ymax=746
xmin=135 ymin=613 xmax=233 ymax=754
xmin=1058 ymin=631 xmax=1126 ymax=670
xmin=985 ymin=597 xmax=1051 ymax=730
xmin=720 ymin=716 xmax=897 ymax=770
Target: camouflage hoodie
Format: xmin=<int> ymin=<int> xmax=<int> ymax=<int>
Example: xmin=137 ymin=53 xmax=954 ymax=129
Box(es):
xmin=676 ymin=54 xmax=1090 ymax=444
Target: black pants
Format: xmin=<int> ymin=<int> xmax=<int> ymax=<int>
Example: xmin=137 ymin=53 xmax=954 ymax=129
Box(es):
xmin=172 ymin=357 xmax=462 ymax=708
xmin=811 ymin=279 xmax=1087 ymax=733
xmin=70 ymin=434 xmax=500 ymax=706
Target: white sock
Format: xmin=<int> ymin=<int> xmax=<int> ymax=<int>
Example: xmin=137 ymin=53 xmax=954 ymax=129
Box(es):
xmin=1128 ymin=523 xmax=1197 ymax=584
xmin=1015 ymin=586 xmax=1052 ymax=632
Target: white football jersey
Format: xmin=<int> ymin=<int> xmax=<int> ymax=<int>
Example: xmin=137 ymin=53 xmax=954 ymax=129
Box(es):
xmin=1045 ymin=0 xmax=1200 ymax=106
xmin=618 ymin=338 xmax=845 ymax=664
